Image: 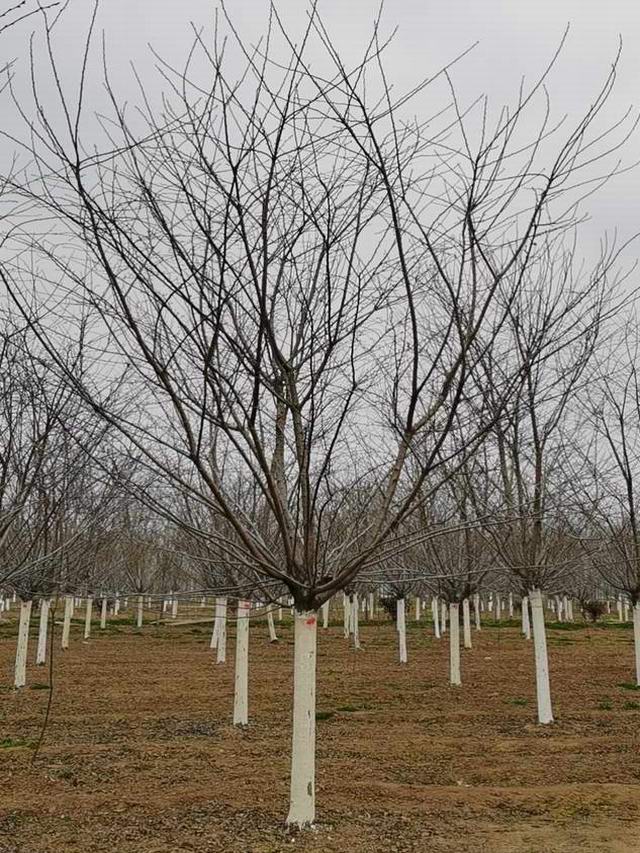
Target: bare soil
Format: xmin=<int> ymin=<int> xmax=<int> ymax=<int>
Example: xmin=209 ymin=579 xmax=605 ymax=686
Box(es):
xmin=1 ymin=611 xmax=640 ymax=852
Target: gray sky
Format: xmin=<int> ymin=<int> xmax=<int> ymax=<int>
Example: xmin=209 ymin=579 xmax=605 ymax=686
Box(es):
xmin=3 ymin=0 xmax=639 ymax=261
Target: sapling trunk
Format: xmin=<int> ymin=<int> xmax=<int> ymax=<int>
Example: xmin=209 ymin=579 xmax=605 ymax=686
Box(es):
xmin=462 ymin=598 xmax=472 ymax=649
xmin=449 ymin=602 xmax=461 ymax=686
xmin=14 ymin=599 xmax=32 ymax=688
xmin=100 ymin=598 xmax=107 ymax=629
xmin=233 ymin=599 xmax=250 ymax=725
xmin=530 ymin=588 xmax=553 ymax=724
xmin=61 ymin=595 xmax=73 ymax=649
xmin=36 ymin=599 xmax=50 ymax=665
xmin=286 ymin=610 xmax=317 ymax=828
xmin=397 ymin=598 xmax=407 ymax=663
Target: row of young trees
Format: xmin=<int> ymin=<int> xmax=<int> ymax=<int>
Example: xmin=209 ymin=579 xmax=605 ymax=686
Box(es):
xmin=1 ymin=1 xmax=640 ymax=828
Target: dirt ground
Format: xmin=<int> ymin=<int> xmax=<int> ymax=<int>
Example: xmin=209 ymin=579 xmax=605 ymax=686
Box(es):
xmin=1 ymin=609 xmax=640 ymax=853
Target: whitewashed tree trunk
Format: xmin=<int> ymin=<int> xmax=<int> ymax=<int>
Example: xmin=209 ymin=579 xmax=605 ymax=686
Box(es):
xmin=633 ymin=603 xmax=640 ymax=686
xmin=508 ymin=592 xmax=514 ymax=618
xmin=267 ymin=607 xmax=278 ymax=643
xmin=432 ymin=597 xmax=441 ymax=639
xmin=171 ymin=597 xmax=178 ymax=619
xmin=530 ymin=588 xmax=553 ymax=724
xmin=100 ymin=597 xmax=107 ymax=629
xmin=84 ymin=597 xmax=93 ymax=639
xmin=449 ymin=602 xmax=461 ymax=686
xmin=62 ymin=595 xmax=73 ymax=649
xmin=522 ymin=596 xmax=531 ymax=640
xmin=397 ymin=598 xmax=407 ymax=663
xmin=136 ymin=595 xmax=144 ymax=629
xmin=494 ymin=595 xmax=501 ymax=621
xmin=210 ymin=598 xmax=222 ymax=649
xmin=114 ymin=594 xmax=120 ymax=616
xmin=286 ymin=610 xmax=317 ymax=828
xmin=415 ymin=596 xmax=421 ymax=621
xmin=624 ymin=599 xmax=630 ymax=622
xmin=617 ymin=596 xmax=624 ymax=622
xmin=36 ymin=599 xmax=50 ymax=665
xmin=233 ymin=599 xmax=250 ymax=725
xmin=368 ymin=592 xmax=375 ymax=619
xmin=352 ymin=594 xmax=360 ymax=650
xmin=473 ymin=593 xmax=481 ymax=631
xmin=216 ymin=597 xmax=227 ymax=664
xmin=462 ymin=598 xmax=472 ymax=649
xmin=343 ymin=593 xmax=350 ymax=639
xmin=14 ymin=599 xmax=33 ymax=688
xmin=278 ymin=602 xmax=283 ymax=621
xmin=441 ymin=600 xmax=447 ymax=634
xmin=321 ymin=599 xmax=330 ymax=629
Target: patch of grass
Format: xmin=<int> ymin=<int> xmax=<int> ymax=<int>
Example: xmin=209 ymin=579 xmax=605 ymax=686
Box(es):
xmin=623 ymin=701 xmax=640 ymax=710
xmin=597 ymin=699 xmax=613 ymax=710
xmin=0 ymin=737 xmax=36 ymax=749
xmin=617 ymin=682 xmax=640 ymax=691
xmin=337 ymin=704 xmax=359 ymax=713
xmin=315 ymin=710 xmax=335 ymax=721
xmin=546 ymin=621 xmax=583 ymax=631
xmin=30 ymin=683 xmax=50 ymax=690
xmin=506 ymin=697 xmax=529 ymax=707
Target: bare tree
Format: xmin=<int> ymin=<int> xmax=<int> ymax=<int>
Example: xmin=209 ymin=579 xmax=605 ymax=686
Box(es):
xmin=3 ymin=3 xmax=636 ymax=827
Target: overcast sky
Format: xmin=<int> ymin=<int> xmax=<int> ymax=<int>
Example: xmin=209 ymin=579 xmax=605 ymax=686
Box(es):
xmin=3 ymin=0 xmax=639 ymax=263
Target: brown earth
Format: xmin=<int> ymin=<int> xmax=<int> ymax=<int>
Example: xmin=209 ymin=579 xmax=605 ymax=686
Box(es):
xmin=1 ymin=609 xmax=640 ymax=853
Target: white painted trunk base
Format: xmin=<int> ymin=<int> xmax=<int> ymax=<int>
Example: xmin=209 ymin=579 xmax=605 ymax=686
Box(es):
xmin=432 ymin=597 xmax=441 ymax=639
xmin=84 ymin=597 xmax=93 ymax=639
xmin=233 ymin=600 xmax=250 ymax=725
xmin=36 ymin=599 xmax=50 ymax=665
xmin=462 ymin=598 xmax=472 ymax=649
xmin=14 ymin=600 xmax=32 ymax=688
xmin=100 ymin=598 xmax=107 ymax=629
xmin=62 ymin=596 xmax=73 ymax=649
xmin=530 ymin=588 xmax=553 ymax=724
xmin=397 ymin=599 xmax=407 ymax=663
xmin=633 ymin=604 xmax=640 ymax=686
xmin=473 ymin=593 xmax=481 ymax=631
xmin=286 ymin=611 xmax=317 ymax=828
xmin=449 ymin=602 xmax=461 ymax=686
xmin=216 ymin=598 xmax=227 ymax=664
xmin=267 ymin=607 xmax=278 ymax=643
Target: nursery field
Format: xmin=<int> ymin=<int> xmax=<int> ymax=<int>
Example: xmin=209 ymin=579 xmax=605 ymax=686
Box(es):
xmin=1 ymin=617 xmax=640 ymax=853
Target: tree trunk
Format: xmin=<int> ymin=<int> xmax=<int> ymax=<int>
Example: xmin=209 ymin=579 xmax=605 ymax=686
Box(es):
xmin=351 ymin=594 xmax=360 ymax=650
xmin=321 ymin=599 xmax=330 ymax=629
xmin=286 ymin=610 xmax=317 ymax=828
xmin=216 ymin=597 xmax=227 ymax=664
xmin=14 ymin=599 xmax=32 ymax=688
xmin=267 ymin=607 xmax=278 ymax=643
xmin=100 ymin=597 xmax=107 ymax=629
xmin=36 ymin=599 xmax=50 ymax=665
xmin=473 ymin=593 xmax=481 ymax=631
xmin=233 ymin=599 xmax=250 ymax=725
xmin=449 ymin=602 xmax=461 ymax=686
xmin=397 ymin=598 xmax=407 ymax=663
xmin=432 ymin=597 xmax=441 ymax=639
xmin=529 ymin=588 xmax=553 ymax=724
xmin=84 ymin=597 xmax=93 ymax=639
xmin=462 ymin=598 xmax=472 ymax=649
xmin=633 ymin=603 xmax=640 ymax=686
xmin=343 ymin=593 xmax=350 ymax=639
xmin=522 ymin=596 xmax=531 ymax=640
xmin=61 ymin=595 xmax=73 ymax=649
xmin=136 ymin=595 xmax=144 ymax=629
